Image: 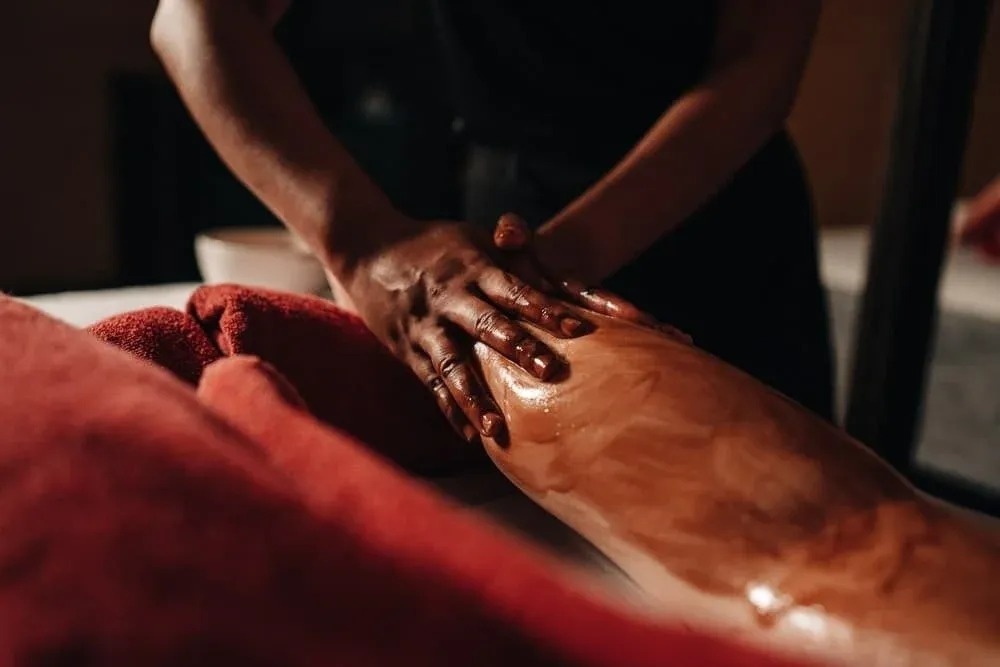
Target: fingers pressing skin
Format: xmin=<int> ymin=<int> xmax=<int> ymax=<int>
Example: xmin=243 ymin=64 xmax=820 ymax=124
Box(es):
xmin=559 ymin=277 xmax=693 ymax=344
xmin=404 ymin=347 xmax=478 ymax=442
xmin=477 ymin=267 xmax=584 ymax=337
xmin=415 ymin=325 xmax=505 ymax=438
xmin=558 ymin=276 xmax=646 ymax=321
xmin=490 ymin=213 xmax=692 ymax=345
xmin=436 ymin=293 xmax=563 ymax=381
xmin=504 ymin=252 xmax=559 ymax=294
xmin=492 ymin=213 xmax=645 ymax=323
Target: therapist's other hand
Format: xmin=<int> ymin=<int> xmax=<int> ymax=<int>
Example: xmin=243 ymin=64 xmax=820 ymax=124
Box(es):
xmin=492 ymin=213 xmax=693 ymax=345
xmin=343 ymin=218 xmax=588 ymax=443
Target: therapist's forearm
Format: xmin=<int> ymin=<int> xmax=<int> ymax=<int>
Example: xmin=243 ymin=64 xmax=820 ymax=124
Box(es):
xmin=536 ymin=0 xmax=821 ymax=285
xmin=150 ymin=0 xmax=407 ymax=281
xmin=537 ymin=71 xmax=789 ymax=284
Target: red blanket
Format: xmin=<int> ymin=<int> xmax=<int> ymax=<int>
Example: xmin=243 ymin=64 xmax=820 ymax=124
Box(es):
xmin=0 ymin=286 xmax=810 ymax=666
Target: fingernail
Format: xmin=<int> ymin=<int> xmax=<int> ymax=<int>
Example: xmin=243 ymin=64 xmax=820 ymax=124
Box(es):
xmin=481 ymin=412 xmax=504 ymax=437
xmin=462 ymin=424 xmax=479 ymax=442
xmin=532 ymin=354 xmax=558 ymax=380
xmin=560 ymin=317 xmax=584 ymax=336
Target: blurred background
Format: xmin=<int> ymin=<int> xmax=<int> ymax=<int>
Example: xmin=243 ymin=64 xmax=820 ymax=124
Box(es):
xmin=2 ymin=2 xmax=998 ymax=504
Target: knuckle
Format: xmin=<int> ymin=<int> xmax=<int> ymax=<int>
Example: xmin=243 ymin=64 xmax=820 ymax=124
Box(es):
xmin=474 ymin=309 xmax=504 ymax=338
xmin=438 ymin=354 xmax=464 ymax=379
xmin=426 ymin=280 xmax=448 ymax=302
xmin=461 ymin=392 xmax=481 ymax=411
xmin=540 ymin=305 xmax=560 ymax=322
xmin=429 ymin=256 xmax=469 ymax=284
xmin=506 ymin=278 xmax=532 ymax=306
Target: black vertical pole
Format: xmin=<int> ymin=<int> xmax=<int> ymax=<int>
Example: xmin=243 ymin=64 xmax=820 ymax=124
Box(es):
xmin=845 ymin=0 xmax=993 ymax=471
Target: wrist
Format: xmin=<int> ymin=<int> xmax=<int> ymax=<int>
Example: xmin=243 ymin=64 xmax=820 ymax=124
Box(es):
xmin=310 ymin=174 xmax=413 ymax=285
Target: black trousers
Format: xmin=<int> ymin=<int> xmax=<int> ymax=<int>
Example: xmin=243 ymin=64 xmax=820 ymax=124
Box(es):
xmin=462 ymin=132 xmax=836 ymax=421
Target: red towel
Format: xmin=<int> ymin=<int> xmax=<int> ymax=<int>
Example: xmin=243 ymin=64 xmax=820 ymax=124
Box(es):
xmin=88 ymin=285 xmax=477 ymax=473
xmin=88 ymin=306 xmax=221 ymax=385
xmin=187 ymin=284 xmax=479 ymax=473
xmin=0 ymin=294 xmax=809 ymax=666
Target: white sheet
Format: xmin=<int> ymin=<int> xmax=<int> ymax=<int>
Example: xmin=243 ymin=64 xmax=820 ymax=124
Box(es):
xmin=21 ymin=283 xmax=200 ymax=328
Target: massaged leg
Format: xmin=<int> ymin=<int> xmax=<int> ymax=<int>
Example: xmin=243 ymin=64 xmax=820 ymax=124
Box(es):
xmin=474 ymin=309 xmax=1000 ymax=666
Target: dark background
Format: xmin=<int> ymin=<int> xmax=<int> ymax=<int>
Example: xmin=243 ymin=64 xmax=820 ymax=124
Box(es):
xmin=0 ymin=1 xmax=997 ymax=294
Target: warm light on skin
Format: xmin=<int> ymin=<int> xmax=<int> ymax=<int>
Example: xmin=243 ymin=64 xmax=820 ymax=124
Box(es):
xmin=747 ymin=584 xmax=840 ymax=643
xmin=747 ymin=583 xmax=782 ymax=614
xmin=475 ymin=308 xmax=1000 ymax=666
xmin=786 ymin=608 xmax=829 ymax=638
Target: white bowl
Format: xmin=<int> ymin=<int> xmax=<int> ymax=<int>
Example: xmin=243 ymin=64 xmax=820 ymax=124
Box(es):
xmin=194 ymin=226 xmax=329 ymax=296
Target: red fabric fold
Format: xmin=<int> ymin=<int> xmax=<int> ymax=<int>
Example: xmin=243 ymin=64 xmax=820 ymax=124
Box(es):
xmin=0 ymin=294 xmax=806 ymax=666
xmin=88 ymin=306 xmax=221 ymax=385
xmin=87 ymin=285 xmax=477 ymax=473
xmin=186 ymin=284 xmax=477 ymax=473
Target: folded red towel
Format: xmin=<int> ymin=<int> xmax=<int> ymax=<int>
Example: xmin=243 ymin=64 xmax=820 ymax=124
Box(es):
xmin=88 ymin=285 xmax=477 ymax=473
xmin=187 ymin=284 xmax=480 ymax=472
xmin=0 ymin=295 xmax=806 ymax=666
xmin=0 ymin=297 xmax=352 ymax=664
xmin=88 ymin=306 xmax=221 ymax=385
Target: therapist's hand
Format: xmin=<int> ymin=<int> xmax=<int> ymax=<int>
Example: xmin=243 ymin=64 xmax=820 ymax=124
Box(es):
xmin=343 ymin=218 xmax=588 ymax=443
xmin=492 ymin=213 xmax=693 ymax=344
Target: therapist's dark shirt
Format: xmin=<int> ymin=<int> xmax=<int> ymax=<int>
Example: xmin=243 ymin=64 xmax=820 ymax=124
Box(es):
xmin=432 ymin=2 xmax=717 ymax=164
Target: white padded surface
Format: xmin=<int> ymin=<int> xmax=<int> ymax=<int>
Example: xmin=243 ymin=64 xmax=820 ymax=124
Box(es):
xmin=20 ymin=283 xmax=199 ymax=328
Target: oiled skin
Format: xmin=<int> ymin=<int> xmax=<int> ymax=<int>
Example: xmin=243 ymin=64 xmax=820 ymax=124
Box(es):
xmin=473 ymin=310 xmax=1000 ymax=666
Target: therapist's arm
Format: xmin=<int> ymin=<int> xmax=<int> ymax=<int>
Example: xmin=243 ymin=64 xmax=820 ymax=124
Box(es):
xmin=535 ymin=0 xmax=821 ymax=284
xmin=150 ymin=0 xmax=623 ymax=442
xmin=150 ymin=0 xmax=562 ymax=441
xmin=150 ymin=0 xmax=707 ymax=440
xmin=149 ymin=0 xmax=400 ymax=274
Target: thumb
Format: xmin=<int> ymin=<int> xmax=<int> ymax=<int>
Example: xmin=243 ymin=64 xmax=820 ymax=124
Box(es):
xmin=493 ymin=213 xmax=532 ymax=251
